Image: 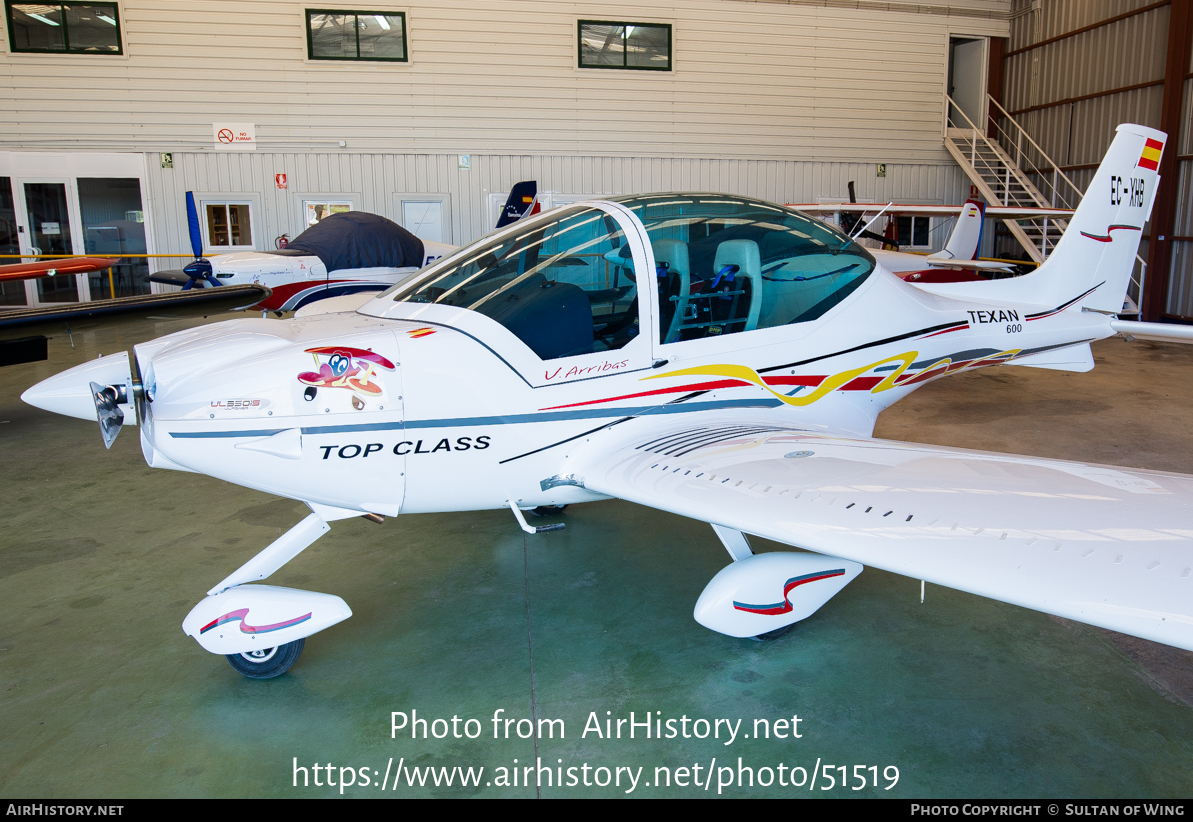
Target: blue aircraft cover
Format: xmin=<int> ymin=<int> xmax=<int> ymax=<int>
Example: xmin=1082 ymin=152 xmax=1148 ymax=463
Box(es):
xmin=269 ymin=211 xmax=425 ymax=273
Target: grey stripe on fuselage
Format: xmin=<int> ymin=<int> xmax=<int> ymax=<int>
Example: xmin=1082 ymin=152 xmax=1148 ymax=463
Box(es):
xmin=168 ymin=397 xmax=783 ymax=439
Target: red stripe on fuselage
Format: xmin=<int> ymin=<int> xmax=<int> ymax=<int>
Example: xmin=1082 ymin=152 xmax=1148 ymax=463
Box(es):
xmin=253 ymin=279 xmax=378 ymax=311
xmin=923 ymin=324 xmax=969 ymax=338
xmin=841 ymin=376 xmax=883 ymax=391
xmin=538 ymin=375 xmax=827 ymax=411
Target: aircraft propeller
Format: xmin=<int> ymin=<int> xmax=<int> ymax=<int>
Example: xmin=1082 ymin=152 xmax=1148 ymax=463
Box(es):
xmin=90 ymin=381 xmax=126 ymax=449
xmin=840 ymin=181 xmax=899 ymax=250
xmin=180 ymin=192 xmax=222 ymax=290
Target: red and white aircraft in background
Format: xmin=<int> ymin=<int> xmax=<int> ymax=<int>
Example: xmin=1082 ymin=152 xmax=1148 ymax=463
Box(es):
xmin=150 ymin=183 xmax=544 ymax=314
xmin=0 ymin=256 xmax=117 ymax=287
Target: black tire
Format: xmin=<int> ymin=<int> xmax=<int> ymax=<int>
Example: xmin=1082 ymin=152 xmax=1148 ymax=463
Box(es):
xmin=749 ymin=623 xmax=795 ymax=642
xmin=529 ymin=504 xmax=569 ymax=517
xmin=225 ymin=638 xmax=305 ymax=679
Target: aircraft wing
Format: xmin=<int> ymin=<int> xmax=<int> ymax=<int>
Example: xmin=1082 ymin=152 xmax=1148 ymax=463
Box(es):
xmin=0 ymin=257 xmax=116 ymax=283
xmin=791 ymin=203 xmax=1074 ymax=220
xmin=575 ymin=411 xmax=1193 ymax=651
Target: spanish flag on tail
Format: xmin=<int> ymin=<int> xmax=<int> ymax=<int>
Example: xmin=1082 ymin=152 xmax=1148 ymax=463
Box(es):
xmin=1138 ymin=137 xmax=1164 ymax=171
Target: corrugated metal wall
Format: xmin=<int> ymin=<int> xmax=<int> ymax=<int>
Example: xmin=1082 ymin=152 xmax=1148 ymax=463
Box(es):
xmin=1003 ymin=0 xmax=1165 ymax=169
xmin=998 ymin=0 xmax=1170 ymax=310
xmin=143 ymin=150 xmax=969 ymax=259
xmin=1164 ymin=51 xmax=1193 ymax=317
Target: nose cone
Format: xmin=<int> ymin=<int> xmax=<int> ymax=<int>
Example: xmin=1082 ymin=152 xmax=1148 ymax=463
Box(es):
xmin=142 ymin=313 xmax=404 ymax=511
xmin=21 ymin=350 xmax=135 ymax=423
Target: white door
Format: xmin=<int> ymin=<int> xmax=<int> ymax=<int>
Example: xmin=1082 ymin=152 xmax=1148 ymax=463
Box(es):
xmin=14 ymin=178 xmax=87 ymax=304
xmin=948 ymin=37 xmax=987 ymax=130
xmin=401 ymin=200 xmax=444 ymax=243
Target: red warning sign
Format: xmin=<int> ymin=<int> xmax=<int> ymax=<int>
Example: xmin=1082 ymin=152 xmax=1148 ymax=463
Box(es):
xmin=217 ymin=129 xmax=234 ymax=144
xmin=275 ymin=173 xmax=288 ymax=189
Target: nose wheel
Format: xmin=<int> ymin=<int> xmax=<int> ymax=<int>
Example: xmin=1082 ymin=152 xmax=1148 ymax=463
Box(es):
xmin=225 ymin=638 xmax=305 ymax=679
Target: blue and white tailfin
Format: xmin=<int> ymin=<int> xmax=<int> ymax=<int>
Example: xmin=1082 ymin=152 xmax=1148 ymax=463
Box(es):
xmin=910 ymin=124 xmax=1165 ymax=313
xmin=495 ymin=181 xmax=540 ymax=229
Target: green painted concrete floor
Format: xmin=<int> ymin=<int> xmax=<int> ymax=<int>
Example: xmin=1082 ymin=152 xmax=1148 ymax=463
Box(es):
xmin=1 ymin=312 xmax=1192 ymax=798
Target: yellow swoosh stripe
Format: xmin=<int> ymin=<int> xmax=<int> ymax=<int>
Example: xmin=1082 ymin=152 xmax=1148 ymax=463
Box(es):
xmin=644 ymin=347 xmax=1025 ymax=407
xmin=642 ymin=353 xmax=920 ymax=407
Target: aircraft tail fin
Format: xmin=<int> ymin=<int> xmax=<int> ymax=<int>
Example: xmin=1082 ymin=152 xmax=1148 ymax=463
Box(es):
xmin=496 ymin=181 xmax=540 ymax=228
xmin=931 ymin=198 xmax=985 ymax=262
xmin=1029 ymin=123 xmax=1165 ymax=313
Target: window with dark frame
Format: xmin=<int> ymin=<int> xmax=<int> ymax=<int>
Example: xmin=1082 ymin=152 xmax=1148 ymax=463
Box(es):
xmin=578 ymin=20 xmax=670 ymax=70
xmin=305 ymin=9 xmax=407 ymax=62
xmin=5 ymin=2 xmax=122 ymax=54
xmin=897 ymin=215 xmax=931 ymax=248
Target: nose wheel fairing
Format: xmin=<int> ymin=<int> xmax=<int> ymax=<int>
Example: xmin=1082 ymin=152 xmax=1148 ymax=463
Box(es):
xmin=182 ymin=584 xmax=351 ymax=657
xmin=181 ymin=509 xmax=357 ymax=678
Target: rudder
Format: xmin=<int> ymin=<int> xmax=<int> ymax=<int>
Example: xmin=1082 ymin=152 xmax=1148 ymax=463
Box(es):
xmin=1032 ymin=123 xmax=1165 ymax=313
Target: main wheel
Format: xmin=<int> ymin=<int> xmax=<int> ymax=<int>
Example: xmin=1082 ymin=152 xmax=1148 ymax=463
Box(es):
xmin=225 ymin=638 xmax=305 ymax=679
xmin=749 ymin=623 xmax=795 ymax=642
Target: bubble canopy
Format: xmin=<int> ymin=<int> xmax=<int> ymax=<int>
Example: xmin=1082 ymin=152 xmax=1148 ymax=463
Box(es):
xmin=381 ymin=194 xmax=875 ymax=360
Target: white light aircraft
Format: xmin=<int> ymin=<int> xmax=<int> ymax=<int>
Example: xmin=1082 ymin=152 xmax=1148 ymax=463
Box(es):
xmin=23 ymin=124 xmax=1193 ymax=680
xmin=149 ymin=184 xmax=543 ymax=314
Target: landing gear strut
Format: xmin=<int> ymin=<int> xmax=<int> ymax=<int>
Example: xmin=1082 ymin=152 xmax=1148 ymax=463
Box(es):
xmin=182 ymin=506 xmax=359 ymax=680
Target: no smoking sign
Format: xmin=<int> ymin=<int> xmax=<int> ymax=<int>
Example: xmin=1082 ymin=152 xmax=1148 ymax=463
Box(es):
xmin=212 ymin=122 xmax=256 ymax=151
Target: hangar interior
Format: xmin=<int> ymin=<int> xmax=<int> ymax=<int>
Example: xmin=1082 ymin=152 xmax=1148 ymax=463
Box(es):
xmin=0 ymin=0 xmax=1188 ymax=320
xmin=2 ymin=0 xmax=1193 ymax=799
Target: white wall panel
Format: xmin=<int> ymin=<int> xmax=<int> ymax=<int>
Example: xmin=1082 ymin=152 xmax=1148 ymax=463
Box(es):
xmin=142 ymin=149 xmax=970 ymax=253
xmin=0 ymin=0 xmax=1006 ymax=163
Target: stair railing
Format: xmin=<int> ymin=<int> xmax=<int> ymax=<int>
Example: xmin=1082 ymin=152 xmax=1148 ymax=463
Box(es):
xmin=945 ymin=94 xmax=1053 ymax=210
xmin=985 ymin=95 xmax=1084 ymax=211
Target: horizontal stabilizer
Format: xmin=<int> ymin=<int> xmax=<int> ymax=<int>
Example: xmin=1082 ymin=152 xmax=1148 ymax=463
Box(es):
xmin=1110 ymin=320 xmax=1193 ymax=345
xmin=929 ymin=259 xmax=1014 ymax=272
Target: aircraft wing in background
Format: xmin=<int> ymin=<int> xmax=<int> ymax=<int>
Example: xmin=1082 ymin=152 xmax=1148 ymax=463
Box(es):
xmin=791 ymin=203 xmax=1075 ymax=220
xmin=0 ymin=257 xmax=117 ymax=283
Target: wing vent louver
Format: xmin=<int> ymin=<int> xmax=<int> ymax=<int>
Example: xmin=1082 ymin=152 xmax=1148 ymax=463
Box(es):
xmin=636 ymin=425 xmax=800 ymax=457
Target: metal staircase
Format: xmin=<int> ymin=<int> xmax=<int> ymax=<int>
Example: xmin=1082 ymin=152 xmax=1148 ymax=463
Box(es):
xmin=944 ymin=94 xmax=1080 ymax=263
xmin=944 ymin=93 xmax=1144 ymax=312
